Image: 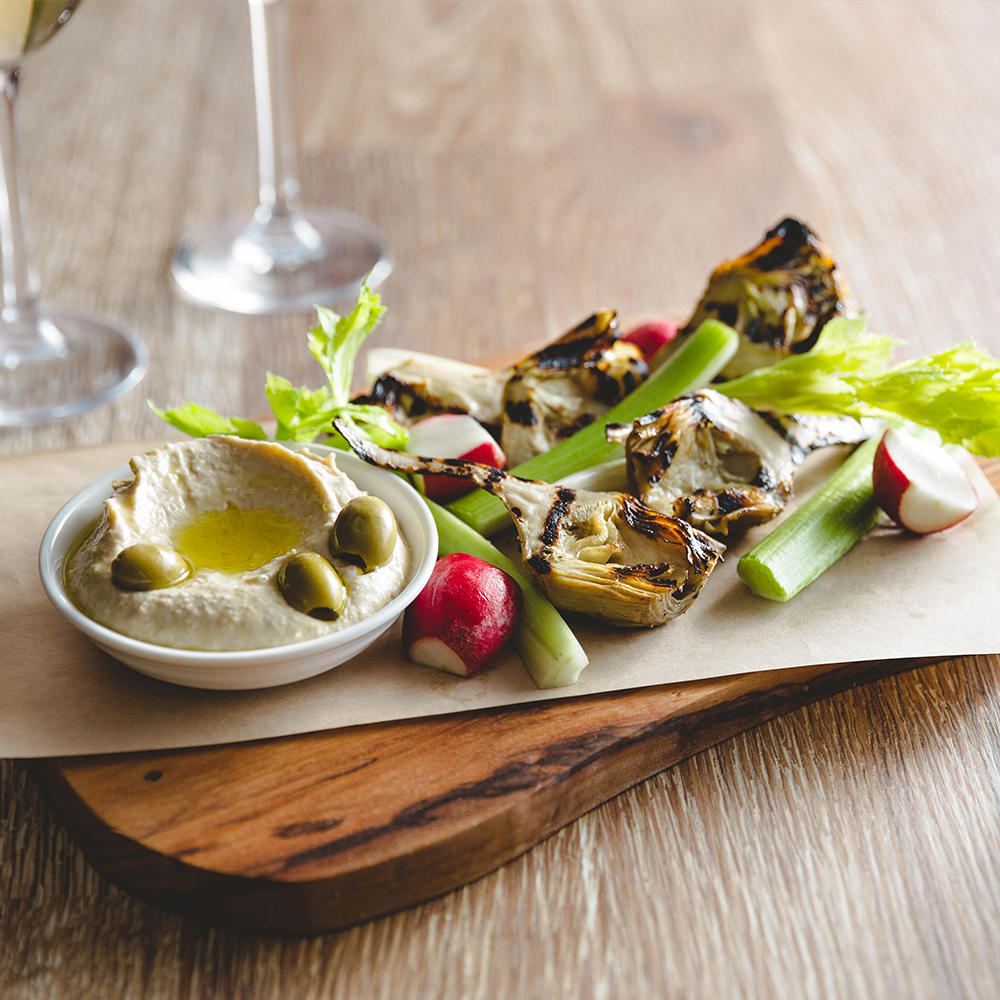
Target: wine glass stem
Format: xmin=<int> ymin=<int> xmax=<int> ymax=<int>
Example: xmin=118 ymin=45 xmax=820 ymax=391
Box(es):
xmin=0 ymin=66 xmax=42 ymax=330
xmin=248 ymin=0 xmax=301 ymax=224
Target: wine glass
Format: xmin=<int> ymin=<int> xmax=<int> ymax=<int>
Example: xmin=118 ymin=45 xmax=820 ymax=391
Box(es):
xmin=0 ymin=0 xmax=146 ymax=427
xmin=170 ymin=0 xmax=391 ymax=315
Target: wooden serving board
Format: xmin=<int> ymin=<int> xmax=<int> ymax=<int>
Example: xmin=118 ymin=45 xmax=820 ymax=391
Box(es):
xmin=29 ymin=463 xmax=1000 ymax=935
xmin=29 ymin=655 xmax=949 ymax=934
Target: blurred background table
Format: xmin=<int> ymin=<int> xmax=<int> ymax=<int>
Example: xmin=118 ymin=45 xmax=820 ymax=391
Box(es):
xmin=3 ymin=1 xmax=1000 ymax=996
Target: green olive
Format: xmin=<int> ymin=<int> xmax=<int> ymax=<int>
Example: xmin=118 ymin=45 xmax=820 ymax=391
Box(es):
xmin=111 ymin=543 xmax=193 ymax=592
xmin=277 ymin=552 xmax=347 ymax=621
xmin=330 ymin=495 xmax=398 ymax=572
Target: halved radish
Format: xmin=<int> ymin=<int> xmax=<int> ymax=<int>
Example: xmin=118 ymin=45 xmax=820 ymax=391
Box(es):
xmin=621 ymin=319 xmax=678 ymax=363
xmin=402 ymin=554 xmax=522 ymax=676
xmin=407 ymin=414 xmax=505 ymax=503
xmin=872 ymin=428 xmax=978 ymax=534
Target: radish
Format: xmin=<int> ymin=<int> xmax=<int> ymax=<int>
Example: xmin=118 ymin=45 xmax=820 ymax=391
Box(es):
xmin=872 ymin=428 xmax=978 ymax=534
xmin=407 ymin=413 xmax=505 ymax=503
xmin=621 ymin=319 xmax=678 ymax=363
xmin=402 ymin=554 xmax=522 ymax=676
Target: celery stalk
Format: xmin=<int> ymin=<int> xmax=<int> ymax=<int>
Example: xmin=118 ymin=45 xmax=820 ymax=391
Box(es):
xmin=447 ymin=319 xmax=740 ymax=537
xmin=425 ymin=499 xmax=589 ymax=689
xmin=737 ymin=437 xmax=882 ymax=601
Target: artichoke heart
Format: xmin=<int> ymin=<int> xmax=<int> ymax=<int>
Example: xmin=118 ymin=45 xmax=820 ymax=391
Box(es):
xmin=671 ymin=217 xmax=857 ymax=379
xmin=356 ymin=357 xmax=510 ymax=435
xmin=606 ymin=389 xmax=871 ymax=537
xmin=336 ymin=421 xmax=722 ymax=629
xmin=501 ymin=310 xmax=648 ymax=465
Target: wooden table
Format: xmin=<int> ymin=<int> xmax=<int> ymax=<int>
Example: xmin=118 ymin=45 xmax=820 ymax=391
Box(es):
xmin=3 ymin=1 xmax=1000 ymax=996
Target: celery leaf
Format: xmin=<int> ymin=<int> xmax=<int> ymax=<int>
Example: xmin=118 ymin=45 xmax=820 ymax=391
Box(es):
xmin=716 ymin=317 xmax=1000 ymax=456
xmin=152 ymin=282 xmax=408 ymax=450
xmin=264 ymin=373 xmax=338 ymax=441
xmin=308 ymin=286 xmax=387 ymax=405
xmin=149 ymin=402 xmax=268 ymax=440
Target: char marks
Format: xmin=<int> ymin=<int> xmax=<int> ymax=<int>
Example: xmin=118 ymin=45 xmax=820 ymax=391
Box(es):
xmin=609 ymin=389 xmax=866 ymax=538
xmin=335 ymin=419 xmax=722 ymax=628
xmin=540 ymin=487 xmax=577 ymax=546
xmin=527 ymin=554 xmax=552 ymax=575
xmin=676 ymin=216 xmax=855 ymax=377
xmin=500 ymin=310 xmax=648 ymax=465
xmin=752 ymin=217 xmax=813 ymax=271
xmin=505 ymin=398 xmax=537 ymax=426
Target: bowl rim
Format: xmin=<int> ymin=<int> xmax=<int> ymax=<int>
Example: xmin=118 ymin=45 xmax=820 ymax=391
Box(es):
xmin=38 ymin=440 xmax=438 ymax=668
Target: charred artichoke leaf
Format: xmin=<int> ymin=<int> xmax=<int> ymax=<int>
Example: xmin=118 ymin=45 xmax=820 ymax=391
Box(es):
xmin=335 ymin=420 xmax=722 ymax=628
xmin=673 ymin=217 xmax=857 ymax=379
xmin=355 ymin=357 xmax=510 ymax=434
xmin=606 ymin=388 xmax=871 ymax=537
xmin=501 ymin=310 xmax=648 ymax=466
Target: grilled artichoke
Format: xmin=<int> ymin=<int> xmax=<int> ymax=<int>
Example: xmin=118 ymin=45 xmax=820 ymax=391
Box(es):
xmin=606 ymin=389 xmax=871 ymax=536
xmin=673 ymin=217 xmax=857 ymax=379
xmin=500 ymin=311 xmax=648 ymax=465
xmin=357 ymin=356 xmax=510 ymax=435
xmin=336 ymin=420 xmax=722 ymax=628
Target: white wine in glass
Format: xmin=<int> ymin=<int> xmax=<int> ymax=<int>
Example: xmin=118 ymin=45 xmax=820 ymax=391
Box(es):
xmin=0 ymin=0 xmax=146 ymax=427
xmin=170 ymin=0 xmax=390 ymax=315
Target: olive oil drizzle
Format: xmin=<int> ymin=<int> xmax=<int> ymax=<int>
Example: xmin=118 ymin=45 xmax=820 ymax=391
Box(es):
xmin=173 ymin=505 xmax=304 ymax=574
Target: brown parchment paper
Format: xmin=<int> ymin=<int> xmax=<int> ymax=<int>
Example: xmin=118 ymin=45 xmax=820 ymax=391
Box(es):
xmin=2 ymin=440 xmax=998 ymax=758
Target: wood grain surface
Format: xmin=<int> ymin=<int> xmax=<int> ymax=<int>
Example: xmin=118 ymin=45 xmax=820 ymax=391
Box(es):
xmin=26 ymin=655 xmax=963 ymax=936
xmin=3 ymin=1 xmax=1000 ymax=997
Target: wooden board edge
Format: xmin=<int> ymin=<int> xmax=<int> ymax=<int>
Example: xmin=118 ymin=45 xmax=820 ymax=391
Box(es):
xmin=28 ymin=654 xmax=950 ymax=934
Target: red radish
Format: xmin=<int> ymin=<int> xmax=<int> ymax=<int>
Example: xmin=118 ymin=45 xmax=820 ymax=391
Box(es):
xmin=407 ymin=414 xmax=505 ymax=503
xmin=402 ymin=554 xmax=522 ymax=676
xmin=872 ymin=428 xmax=978 ymax=534
xmin=621 ymin=319 xmax=678 ymax=363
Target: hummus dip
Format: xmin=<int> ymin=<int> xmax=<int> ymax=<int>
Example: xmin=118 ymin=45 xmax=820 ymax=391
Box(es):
xmin=66 ymin=437 xmax=412 ymax=651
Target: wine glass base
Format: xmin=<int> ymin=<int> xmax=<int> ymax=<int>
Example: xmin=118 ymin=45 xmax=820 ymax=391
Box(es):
xmin=170 ymin=207 xmax=392 ymax=315
xmin=0 ymin=309 xmax=147 ymax=428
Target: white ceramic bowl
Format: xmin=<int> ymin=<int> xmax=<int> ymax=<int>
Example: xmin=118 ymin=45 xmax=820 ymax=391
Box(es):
xmin=38 ymin=445 xmax=437 ymax=690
